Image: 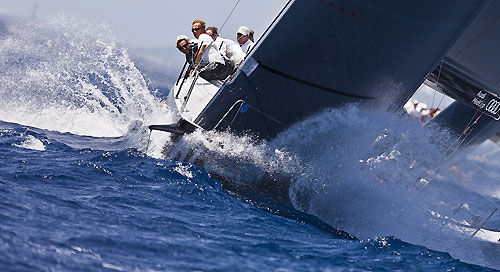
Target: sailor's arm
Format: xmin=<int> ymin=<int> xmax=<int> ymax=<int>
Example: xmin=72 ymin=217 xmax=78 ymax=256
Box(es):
xmin=184 ymin=64 xmax=193 ymax=78
xmin=194 ymin=45 xmax=206 ymax=65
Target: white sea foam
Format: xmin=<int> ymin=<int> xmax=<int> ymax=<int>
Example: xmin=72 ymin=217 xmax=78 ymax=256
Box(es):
xmin=281 ymin=106 xmax=500 ymax=269
xmin=165 ymin=125 xmax=302 ymax=184
xmin=168 ymin=104 xmax=500 ymax=269
xmin=5 ymin=14 xmax=497 ymax=269
xmin=0 ymin=16 xmax=177 ymax=143
xmin=145 ymin=90 xmax=181 ymax=159
xmin=13 ymin=135 xmax=46 ymax=151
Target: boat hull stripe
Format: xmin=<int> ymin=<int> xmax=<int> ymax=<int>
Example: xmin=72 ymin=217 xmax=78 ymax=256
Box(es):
xmin=256 ymin=61 xmax=375 ymax=100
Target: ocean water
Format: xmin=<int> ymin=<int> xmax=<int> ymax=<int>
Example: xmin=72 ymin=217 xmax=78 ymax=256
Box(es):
xmin=1 ymin=16 xmax=500 ymax=271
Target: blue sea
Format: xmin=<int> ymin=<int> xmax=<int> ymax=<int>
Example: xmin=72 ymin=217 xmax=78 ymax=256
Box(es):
xmin=1 ymin=16 xmax=500 ymax=271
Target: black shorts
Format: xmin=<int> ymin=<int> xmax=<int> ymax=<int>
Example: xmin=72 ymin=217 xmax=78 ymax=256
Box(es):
xmin=199 ymin=61 xmax=233 ymax=81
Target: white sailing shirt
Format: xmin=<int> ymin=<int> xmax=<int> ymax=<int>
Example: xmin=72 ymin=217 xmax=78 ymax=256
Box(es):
xmin=240 ymin=39 xmax=254 ymax=55
xmin=215 ymin=37 xmax=245 ymax=66
xmin=197 ymin=33 xmax=224 ymax=65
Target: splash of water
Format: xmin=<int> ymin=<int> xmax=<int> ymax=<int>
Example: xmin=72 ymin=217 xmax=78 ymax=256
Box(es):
xmin=13 ymin=134 xmax=46 ymax=151
xmin=162 ymin=128 xmax=301 ymax=185
xmin=0 ymin=16 xmax=176 ymax=139
xmin=165 ymin=104 xmax=500 ymax=268
xmin=279 ymin=105 xmax=500 ymax=268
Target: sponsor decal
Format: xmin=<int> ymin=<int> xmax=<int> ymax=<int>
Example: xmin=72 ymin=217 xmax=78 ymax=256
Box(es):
xmin=485 ymin=99 xmax=500 ymax=115
xmin=470 ymin=90 xmax=500 ymax=120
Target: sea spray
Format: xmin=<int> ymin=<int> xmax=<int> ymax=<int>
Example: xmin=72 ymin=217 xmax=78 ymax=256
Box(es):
xmin=163 ymin=129 xmax=301 ymax=186
xmin=0 ymin=15 xmax=175 ymax=139
xmin=276 ymin=106 xmax=500 ymax=268
xmin=280 ymin=106 xmax=450 ymax=232
xmin=164 ymin=104 xmax=500 ymax=268
xmin=13 ymin=134 xmax=46 ymax=151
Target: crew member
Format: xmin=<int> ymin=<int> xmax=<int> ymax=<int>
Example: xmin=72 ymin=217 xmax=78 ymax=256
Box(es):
xmin=206 ymin=26 xmax=245 ymax=68
xmin=249 ymin=29 xmax=255 ymax=42
xmin=237 ymin=26 xmax=254 ymax=54
xmin=176 ymin=35 xmax=198 ymax=65
xmin=190 ymin=19 xmax=232 ymax=81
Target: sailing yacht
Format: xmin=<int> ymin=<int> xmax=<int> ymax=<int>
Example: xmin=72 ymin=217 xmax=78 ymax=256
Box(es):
xmin=150 ymin=0 xmax=500 ymax=253
xmin=161 ymin=0 xmax=498 ymax=141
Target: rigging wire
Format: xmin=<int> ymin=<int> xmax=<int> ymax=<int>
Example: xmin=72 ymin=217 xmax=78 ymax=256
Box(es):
xmin=470 ymin=157 xmax=500 ymax=187
xmin=458 ymin=128 xmax=500 ymax=237
xmin=434 ymin=92 xmax=447 ymax=113
xmin=226 ymin=0 xmax=294 ymax=78
xmin=460 ymin=117 xmax=493 ymax=151
xmin=419 ymin=112 xmax=483 ymax=188
xmin=419 ymin=111 xmax=500 ymax=236
xmin=430 ymin=62 xmax=443 ymax=109
xmin=418 ymin=113 xmax=500 ymax=237
xmin=471 ymin=208 xmax=498 ymax=238
xmin=218 ymin=0 xmax=242 ymax=34
xmin=444 ymin=110 xmax=481 ymax=154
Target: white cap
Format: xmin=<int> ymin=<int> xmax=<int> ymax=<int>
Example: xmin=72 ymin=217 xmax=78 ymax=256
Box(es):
xmin=237 ymin=26 xmax=250 ymax=36
xmin=176 ymin=35 xmax=188 ymax=44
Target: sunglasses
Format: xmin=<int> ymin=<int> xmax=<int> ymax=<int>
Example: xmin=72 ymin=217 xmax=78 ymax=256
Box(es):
xmin=192 ymin=27 xmax=204 ymax=32
xmin=177 ymin=43 xmax=189 ymax=49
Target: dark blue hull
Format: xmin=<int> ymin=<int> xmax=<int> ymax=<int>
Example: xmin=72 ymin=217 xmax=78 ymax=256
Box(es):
xmin=189 ymin=0 xmax=488 ymax=140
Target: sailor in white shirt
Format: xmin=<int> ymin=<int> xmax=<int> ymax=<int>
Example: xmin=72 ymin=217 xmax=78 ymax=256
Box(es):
xmin=206 ymin=26 xmax=245 ymax=68
xmin=237 ymin=26 xmax=254 ymax=54
xmin=191 ymin=19 xmax=232 ymax=81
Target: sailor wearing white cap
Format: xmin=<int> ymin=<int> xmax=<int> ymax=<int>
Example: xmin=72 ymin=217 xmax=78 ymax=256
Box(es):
xmin=237 ymin=26 xmax=254 ymax=54
xmin=176 ymin=34 xmax=189 ymax=44
xmin=176 ymin=35 xmax=195 ymax=62
xmin=206 ymin=26 xmax=245 ymax=68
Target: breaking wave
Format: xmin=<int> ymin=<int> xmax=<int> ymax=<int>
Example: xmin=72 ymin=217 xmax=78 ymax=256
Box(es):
xmin=165 ymin=104 xmax=500 ymax=269
xmin=1 ymin=13 xmax=498 ymax=270
xmin=0 ymin=16 xmax=176 ymax=141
